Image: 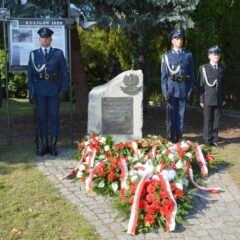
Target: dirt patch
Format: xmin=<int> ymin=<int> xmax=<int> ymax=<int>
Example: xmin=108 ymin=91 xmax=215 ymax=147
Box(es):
xmin=0 ymin=105 xmax=239 ymax=143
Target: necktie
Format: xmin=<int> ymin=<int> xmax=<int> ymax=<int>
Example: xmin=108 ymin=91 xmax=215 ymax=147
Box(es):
xmin=213 ymin=64 xmax=217 ymax=70
xmin=44 ymin=48 xmax=48 ymax=59
xmin=177 ymin=50 xmax=180 ymax=55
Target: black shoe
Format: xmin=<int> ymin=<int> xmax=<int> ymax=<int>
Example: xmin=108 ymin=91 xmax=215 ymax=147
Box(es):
xmin=176 ymin=133 xmax=182 ymax=143
xmin=170 ymin=133 xmax=177 ymax=143
xmin=38 ymin=137 xmax=50 ymax=156
xmin=50 ymin=137 xmax=58 ymax=156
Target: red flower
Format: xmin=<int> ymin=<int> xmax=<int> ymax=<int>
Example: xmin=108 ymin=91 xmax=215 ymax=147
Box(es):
xmin=166 ymin=149 xmax=171 ymax=155
xmin=152 ymin=200 xmax=161 ymax=209
xmin=121 ymin=197 xmax=128 ymax=203
xmin=105 ymin=151 xmax=111 ymax=158
xmin=178 ymin=150 xmax=184 ymax=160
xmin=144 ymin=214 xmax=155 ymax=225
xmin=159 ymin=191 xmax=167 ymax=199
xmin=108 ymin=173 xmax=115 ymax=182
xmin=130 ymin=186 xmax=137 ymax=194
xmin=119 ymin=188 xmax=125 ymax=196
xmin=170 ymin=183 xmax=176 ymax=191
xmin=185 ymin=161 xmax=191 ymax=168
xmin=205 ymin=153 xmax=215 ymax=161
xmin=160 ymin=206 xmax=167 ymax=216
xmin=99 ymin=167 xmax=106 ymax=177
xmin=146 ymin=204 xmax=157 ymax=215
xmin=81 ymin=137 xmax=86 ymax=142
xmin=141 ymin=187 xmax=147 ymax=197
xmin=109 ymin=167 xmax=115 ymax=174
xmin=171 ymin=161 xmax=176 ymax=169
xmin=175 ymin=189 xmax=184 ymax=198
xmin=111 ymin=157 xmax=118 ymax=167
xmin=90 ymin=133 xmax=97 ymax=139
xmin=146 ymin=194 xmax=155 ymax=203
xmin=78 ymin=143 xmax=83 ymax=150
xmin=139 ymin=200 xmax=148 ymax=209
xmin=129 ymin=195 xmax=134 ymax=204
xmin=147 ymin=184 xmax=156 ymax=194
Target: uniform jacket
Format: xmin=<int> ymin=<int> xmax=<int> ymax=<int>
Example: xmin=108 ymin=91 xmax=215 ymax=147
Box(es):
xmin=198 ymin=63 xmax=225 ymax=106
xmin=161 ymin=49 xmax=195 ymax=98
xmin=28 ymin=47 xmax=69 ymax=96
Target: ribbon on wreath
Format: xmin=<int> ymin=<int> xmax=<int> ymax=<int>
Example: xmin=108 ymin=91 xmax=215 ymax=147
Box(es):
xmin=158 ymin=172 xmax=177 ymax=232
xmin=119 ymin=156 xmax=129 ymax=190
xmin=188 ymin=167 xmax=221 ymax=193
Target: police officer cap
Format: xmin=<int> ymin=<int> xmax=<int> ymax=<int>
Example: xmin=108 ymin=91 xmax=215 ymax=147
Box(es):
xmin=37 ymin=27 xmax=54 ymax=38
xmin=169 ymin=28 xmax=185 ymax=40
xmin=208 ymin=45 xmax=221 ymax=55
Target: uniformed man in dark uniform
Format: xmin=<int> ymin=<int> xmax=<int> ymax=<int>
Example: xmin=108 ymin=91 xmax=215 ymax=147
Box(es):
xmin=198 ymin=46 xmax=225 ymax=147
xmin=161 ymin=29 xmax=195 ymax=143
xmin=28 ymin=27 xmax=69 ymax=156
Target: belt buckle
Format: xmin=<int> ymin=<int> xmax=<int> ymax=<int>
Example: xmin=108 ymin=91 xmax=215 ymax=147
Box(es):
xmin=45 ymin=73 xmax=49 ymax=80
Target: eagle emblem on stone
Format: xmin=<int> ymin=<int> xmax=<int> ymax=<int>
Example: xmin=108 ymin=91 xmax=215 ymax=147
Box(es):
xmin=120 ymin=74 xmax=142 ymax=95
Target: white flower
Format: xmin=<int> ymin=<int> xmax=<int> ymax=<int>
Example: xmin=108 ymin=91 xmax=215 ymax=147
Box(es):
xmin=100 ymin=137 xmax=106 ymax=143
xmin=181 ymin=142 xmax=189 ymax=151
xmin=129 ymin=170 xmax=138 ymax=176
xmin=84 ymin=141 xmax=90 ymax=146
xmin=156 ymin=165 xmax=161 ymax=172
xmin=168 ymin=153 xmax=176 ymax=161
xmin=79 ymin=164 xmax=86 ymax=172
xmin=104 ymin=145 xmax=110 ymax=151
xmin=185 ymin=152 xmax=192 ymax=159
xmin=76 ymin=171 xmax=83 ymax=178
xmin=167 ymin=169 xmax=177 ymax=181
xmin=162 ymin=149 xmax=166 ymax=154
xmin=131 ymin=175 xmax=139 ymax=182
xmin=98 ymin=181 xmax=105 ymax=188
xmin=86 ymin=146 xmax=91 ymax=152
xmin=152 ymin=175 xmax=160 ymax=181
xmin=176 ymin=180 xmax=183 ymax=190
xmin=176 ymin=160 xmax=183 ymax=169
xmin=112 ymin=182 xmax=118 ymax=192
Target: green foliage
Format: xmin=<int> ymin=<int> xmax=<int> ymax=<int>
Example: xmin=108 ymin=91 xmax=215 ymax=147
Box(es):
xmin=8 ymin=73 xmax=27 ymax=98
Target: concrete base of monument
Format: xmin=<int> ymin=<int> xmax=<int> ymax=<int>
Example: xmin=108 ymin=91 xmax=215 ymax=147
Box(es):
xmin=87 ymin=69 xmax=143 ymax=143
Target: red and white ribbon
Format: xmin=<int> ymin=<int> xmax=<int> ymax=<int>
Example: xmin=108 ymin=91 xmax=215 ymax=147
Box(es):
xmin=159 ymin=172 xmax=177 ymax=232
xmin=194 ymin=144 xmax=208 ymax=176
xmin=119 ymin=156 xmax=129 ymax=190
xmin=127 ymin=172 xmax=152 ymax=235
xmin=188 ymin=168 xmax=221 ymax=193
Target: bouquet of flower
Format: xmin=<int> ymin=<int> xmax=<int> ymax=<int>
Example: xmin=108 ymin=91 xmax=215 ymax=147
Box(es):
xmin=63 ymin=135 xmax=220 ymax=235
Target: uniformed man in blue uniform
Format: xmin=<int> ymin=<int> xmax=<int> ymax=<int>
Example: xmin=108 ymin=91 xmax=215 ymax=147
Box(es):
xmin=198 ymin=46 xmax=226 ymax=147
xmin=28 ymin=27 xmax=69 ymax=156
xmin=161 ymin=29 xmax=195 ymax=143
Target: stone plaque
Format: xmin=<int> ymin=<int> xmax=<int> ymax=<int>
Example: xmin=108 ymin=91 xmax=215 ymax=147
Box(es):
xmin=102 ymin=97 xmax=133 ymax=135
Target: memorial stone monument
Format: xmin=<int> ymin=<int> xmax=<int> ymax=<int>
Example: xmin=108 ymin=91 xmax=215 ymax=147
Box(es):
xmin=88 ymin=70 xmax=143 ymax=142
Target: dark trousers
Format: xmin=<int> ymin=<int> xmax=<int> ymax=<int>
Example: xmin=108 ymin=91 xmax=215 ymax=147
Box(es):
xmin=203 ymin=105 xmax=221 ymax=144
xmin=168 ymin=96 xmax=186 ymax=134
xmin=36 ymin=95 xmax=60 ymax=138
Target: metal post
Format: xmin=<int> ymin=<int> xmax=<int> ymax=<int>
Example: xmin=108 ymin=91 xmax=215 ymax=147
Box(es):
xmin=68 ymin=0 xmax=73 ymax=146
xmin=1 ymin=0 xmax=11 ymax=144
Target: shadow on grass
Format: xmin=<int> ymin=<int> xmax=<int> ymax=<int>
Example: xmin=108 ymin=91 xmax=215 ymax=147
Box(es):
xmin=0 ymin=140 xmax=36 ymax=175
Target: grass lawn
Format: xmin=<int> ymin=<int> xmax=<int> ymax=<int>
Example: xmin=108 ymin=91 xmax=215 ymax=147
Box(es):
xmin=0 ymin=141 xmax=99 ymax=240
xmin=0 ymin=98 xmax=73 ymax=119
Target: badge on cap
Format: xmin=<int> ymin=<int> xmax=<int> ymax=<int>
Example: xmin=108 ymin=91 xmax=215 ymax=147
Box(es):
xmin=208 ymin=45 xmax=221 ymax=55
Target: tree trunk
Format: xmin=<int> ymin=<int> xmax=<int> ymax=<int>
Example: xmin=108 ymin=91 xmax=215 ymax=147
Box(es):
xmin=71 ymin=25 xmax=88 ymax=121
